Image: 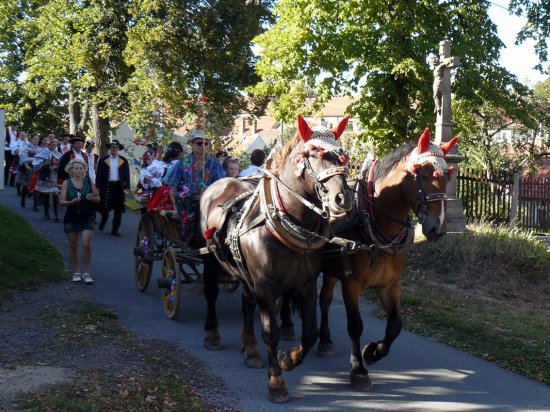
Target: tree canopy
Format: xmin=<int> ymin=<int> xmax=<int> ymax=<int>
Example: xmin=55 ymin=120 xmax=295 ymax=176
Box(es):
xmin=251 ymin=0 xmax=541 ymax=155
xmin=0 ymin=0 xmax=271 ymax=150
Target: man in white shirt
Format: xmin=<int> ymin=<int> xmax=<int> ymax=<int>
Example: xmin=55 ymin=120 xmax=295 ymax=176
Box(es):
xmin=84 ymin=140 xmax=97 ymax=184
xmin=4 ymin=121 xmax=18 ymax=186
xmin=240 ymin=149 xmax=266 ymax=177
xmin=95 ymin=140 xmax=131 ymax=236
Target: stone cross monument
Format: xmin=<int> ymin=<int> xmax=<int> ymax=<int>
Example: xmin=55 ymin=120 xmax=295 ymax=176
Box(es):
xmin=431 ymin=40 xmax=466 ymax=232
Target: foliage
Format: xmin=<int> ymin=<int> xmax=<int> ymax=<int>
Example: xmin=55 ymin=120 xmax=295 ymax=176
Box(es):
xmin=251 ymin=0 xmax=535 ymax=155
xmin=1 ymin=0 xmax=272 ymax=147
xmin=0 ymin=205 xmax=66 ymax=302
xmin=509 ymin=0 xmax=550 ymax=70
xmin=124 ymin=0 xmax=272 ymax=137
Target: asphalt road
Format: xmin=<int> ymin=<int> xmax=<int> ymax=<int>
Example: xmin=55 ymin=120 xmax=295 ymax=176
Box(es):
xmin=2 ymin=186 xmax=550 ymax=411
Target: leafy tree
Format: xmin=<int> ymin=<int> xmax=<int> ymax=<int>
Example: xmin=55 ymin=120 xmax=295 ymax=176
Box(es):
xmin=125 ymin=0 xmax=272 ymax=142
xmin=22 ymin=0 xmax=132 ymax=154
xmin=509 ymin=0 xmax=550 ymax=70
xmin=251 ymin=0 xmax=533 ymax=156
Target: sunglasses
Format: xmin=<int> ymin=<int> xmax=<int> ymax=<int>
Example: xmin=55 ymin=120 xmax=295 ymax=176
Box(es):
xmin=194 ymin=141 xmax=210 ymax=147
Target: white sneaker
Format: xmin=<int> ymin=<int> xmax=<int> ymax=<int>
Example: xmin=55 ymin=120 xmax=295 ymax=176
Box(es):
xmin=81 ymin=273 xmax=94 ymax=284
xmin=72 ymin=273 xmax=82 ymax=282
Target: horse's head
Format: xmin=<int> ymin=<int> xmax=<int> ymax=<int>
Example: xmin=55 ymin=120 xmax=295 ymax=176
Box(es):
xmin=283 ymin=116 xmax=353 ymax=217
xmin=403 ymin=128 xmax=458 ymax=242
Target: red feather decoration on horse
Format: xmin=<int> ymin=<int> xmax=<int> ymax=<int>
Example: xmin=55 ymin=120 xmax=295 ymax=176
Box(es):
xmin=332 ymin=115 xmax=350 ymax=140
xmin=297 ymin=115 xmax=313 ymax=142
xmin=440 ymin=136 xmax=459 ymax=155
xmin=417 ymin=128 xmax=431 ymax=154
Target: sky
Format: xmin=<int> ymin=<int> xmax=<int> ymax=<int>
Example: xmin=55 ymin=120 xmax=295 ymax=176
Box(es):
xmin=488 ymin=1 xmax=547 ymax=86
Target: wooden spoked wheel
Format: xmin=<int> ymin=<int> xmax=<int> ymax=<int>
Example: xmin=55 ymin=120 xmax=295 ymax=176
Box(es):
xmin=161 ymin=246 xmax=182 ymax=319
xmin=134 ymin=214 xmax=153 ymax=292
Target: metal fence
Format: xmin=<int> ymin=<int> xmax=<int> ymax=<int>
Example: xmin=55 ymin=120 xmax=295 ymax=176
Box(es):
xmin=518 ymin=177 xmax=550 ymax=232
xmin=457 ymin=168 xmax=550 ymax=232
xmin=457 ymin=168 xmax=514 ymax=224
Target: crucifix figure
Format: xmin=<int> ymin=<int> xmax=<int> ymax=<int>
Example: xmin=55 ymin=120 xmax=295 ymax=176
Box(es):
xmin=430 ymin=40 xmax=460 ymax=145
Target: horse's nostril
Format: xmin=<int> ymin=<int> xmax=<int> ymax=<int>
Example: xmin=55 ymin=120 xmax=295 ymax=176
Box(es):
xmin=335 ymin=193 xmax=345 ymax=206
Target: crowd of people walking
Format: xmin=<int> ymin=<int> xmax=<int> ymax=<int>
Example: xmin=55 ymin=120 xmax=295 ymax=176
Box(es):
xmin=4 ymin=121 xmax=267 ymax=285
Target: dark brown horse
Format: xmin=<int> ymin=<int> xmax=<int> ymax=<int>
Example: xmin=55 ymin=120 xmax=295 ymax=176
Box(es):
xmin=282 ymin=128 xmax=458 ymax=389
xmin=199 ymin=116 xmax=353 ymax=403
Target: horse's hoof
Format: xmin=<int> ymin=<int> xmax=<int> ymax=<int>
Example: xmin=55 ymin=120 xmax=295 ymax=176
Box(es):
xmin=244 ymin=354 xmax=263 ymax=369
xmin=268 ymin=381 xmax=289 ymax=403
xmin=350 ymin=371 xmax=373 ymax=391
xmin=203 ymin=337 xmax=221 ymax=351
xmin=203 ymin=331 xmax=221 ymax=351
xmin=362 ymin=342 xmax=385 ymax=365
xmin=316 ymin=342 xmax=336 ymax=358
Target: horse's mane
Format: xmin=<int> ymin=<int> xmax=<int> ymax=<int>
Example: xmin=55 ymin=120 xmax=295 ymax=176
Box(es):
xmin=373 ymin=142 xmax=416 ymax=181
xmin=269 ymin=133 xmax=301 ymax=174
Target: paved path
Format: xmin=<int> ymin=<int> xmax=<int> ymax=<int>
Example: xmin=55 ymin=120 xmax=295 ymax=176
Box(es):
xmin=1 ymin=186 xmax=549 ymax=411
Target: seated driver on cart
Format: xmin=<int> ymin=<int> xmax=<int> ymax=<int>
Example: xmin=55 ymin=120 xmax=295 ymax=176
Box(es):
xmin=161 ymin=130 xmax=225 ymax=237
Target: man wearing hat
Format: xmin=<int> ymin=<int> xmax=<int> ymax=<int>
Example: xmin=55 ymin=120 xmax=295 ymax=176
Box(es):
xmin=57 ymin=135 xmax=89 ymax=181
xmin=95 ymin=139 xmax=130 ymax=236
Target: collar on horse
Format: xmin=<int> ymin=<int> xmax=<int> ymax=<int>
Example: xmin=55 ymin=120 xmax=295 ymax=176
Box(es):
xmin=353 ymin=159 xmax=414 ymax=255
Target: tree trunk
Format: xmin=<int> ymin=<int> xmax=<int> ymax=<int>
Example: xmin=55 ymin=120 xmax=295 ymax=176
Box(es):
xmin=68 ymin=88 xmax=80 ymax=134
xmin=92 ymin=103 xmax=110 ymax=156
xmin=78 ymin=101 xmax=90 ymax=135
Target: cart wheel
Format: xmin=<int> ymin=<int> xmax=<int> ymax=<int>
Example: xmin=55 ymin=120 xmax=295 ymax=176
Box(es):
xmin=134 ymin=214 xmax=153 ymax=292
xmin=161 ymin=246 xmax=182 ymax=319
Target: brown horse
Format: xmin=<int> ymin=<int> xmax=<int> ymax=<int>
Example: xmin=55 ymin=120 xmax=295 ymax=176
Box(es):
xmin=283 ymin=128 xmax=458 ymax=390
xmin=199 ymin=116 xmax=353 ymax=403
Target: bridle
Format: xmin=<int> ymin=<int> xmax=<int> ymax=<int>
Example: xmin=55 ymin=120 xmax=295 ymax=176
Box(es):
xmin=269 ymin=144 xmax=349 ymax=220
xmin=413 ymin=171 xmax=448 ymax=224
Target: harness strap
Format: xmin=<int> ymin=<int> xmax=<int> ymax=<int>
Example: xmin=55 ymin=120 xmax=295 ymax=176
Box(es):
xmin=263 ymin=169 xmax=328 ymax=218
xmin=260 ymin=175 xmax=331 ymax=255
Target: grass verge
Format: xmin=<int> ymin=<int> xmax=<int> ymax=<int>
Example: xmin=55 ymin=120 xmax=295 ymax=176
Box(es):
xmin=11 ymin=302 xmax=209 ymax=411
xmin=0 ymin=204 xmax=66 ymax=302
xmin=395 ymin=222 xmax=550 ymax=385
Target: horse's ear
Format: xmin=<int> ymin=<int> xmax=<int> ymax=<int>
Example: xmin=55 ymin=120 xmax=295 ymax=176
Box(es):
xmin=297 ymin=115 xmax=313 ymax=142
xmin=417 ymin=128 xmax=431 ymax=154
xmin=332 ymin=115 xmax=350 ymax=140
xmin=440 ymin=136 xmax=459 ymax=155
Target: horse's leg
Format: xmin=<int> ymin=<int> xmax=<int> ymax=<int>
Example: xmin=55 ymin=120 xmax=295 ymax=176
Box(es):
xmin=317 ymin=273 xmax=338 ymax=358
xmin=257 ymin=295 xmax=288 ymax=403
xmin=278 ymin=279 xmax=318 ymax=371
xmin=241 ymin=285 xmax=263 ymax=368
xmin=342 ymin=277 xmax=373 ymax=390
xmin=279 ymin=292 xmax=297 ymax=341
xmin=203 ymin=254 xmax=221 ymax=350
xmin=363 ymin=279 xmax=402 ymax=364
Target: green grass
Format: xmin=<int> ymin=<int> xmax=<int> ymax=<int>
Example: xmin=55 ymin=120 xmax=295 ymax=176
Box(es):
xmin=15 ymin=370 xmax=208 ymax=411
xmin=0 ymin=205 xmax=66 ymax=301
xmin=396 ymin=222 xmax=550 ymax=385
xmin=15 ymin=303 xmax=208 ymax=412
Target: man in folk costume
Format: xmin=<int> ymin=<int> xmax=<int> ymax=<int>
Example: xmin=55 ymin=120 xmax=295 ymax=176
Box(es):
xmin=96 ymin=139 xmax=130 ymax=236
xmin=4 ymin=121 xmax=18 ymax=186
xmin=84 ymin=140 xmax=98 ymax=184
xmin=57 ymin=135 xmax=89 ymax=182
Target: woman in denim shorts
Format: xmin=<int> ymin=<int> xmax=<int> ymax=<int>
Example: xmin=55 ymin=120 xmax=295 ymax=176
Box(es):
xmin=59 ymin=158 xmax=101 ymax=284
